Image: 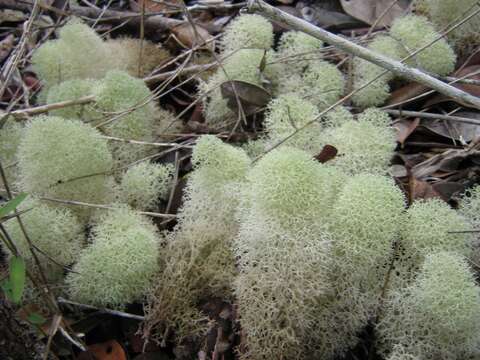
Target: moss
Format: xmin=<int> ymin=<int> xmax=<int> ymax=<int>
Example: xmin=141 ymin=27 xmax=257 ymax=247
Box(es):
xmin=325 ymin=109 xmax=396 ymax=175
xmin=145 ymin=136 xmax=250 ymax=341
xmin=31 ymin=19 xmax=113 ymax=87
xmin=17 ymin=116 xmax=113 ymax=209
xmin=5 ymin=198 xmax=84 ymax=281
xmin=118 ymin=162 xmax=173 ymax=210
xmin=378 ymin=252 xmax=480 ymax=359
xmin=66 ymin=206 xmax=160 ymax=307
xmin=220 ymin=14 xmax=274 ymax=53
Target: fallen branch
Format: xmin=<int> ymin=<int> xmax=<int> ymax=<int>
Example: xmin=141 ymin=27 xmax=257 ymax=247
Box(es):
xmin=385 ymin=109 xmax=480 ymax=126
xmin=246 ymin=0 xmax=480 ymax=110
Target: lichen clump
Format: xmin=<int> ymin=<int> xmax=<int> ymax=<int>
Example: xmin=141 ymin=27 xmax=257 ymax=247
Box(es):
xmin=17 ymin=116 xmax=113 ymax=206
xmin=220 ymin=14 xmax=274 ymax=53
xmin=66 ymin=207 xmax=160 ymax=307
xmin=0 ymin=120 xmax=23 ymax=189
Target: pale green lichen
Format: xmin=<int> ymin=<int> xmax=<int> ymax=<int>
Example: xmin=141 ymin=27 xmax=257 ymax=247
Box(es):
xmin=31 ymin=19 xmax=113 ymax=87
xmin=378 ymin=252 xmax=480 ymax=359
xmin=17 ymin=116 xmax=113 ymax=208
xmin=66 ymin=206 xmax=160 ymax=308
xmin=145 ymin=135 xmax=250 ymax=341
xmin=324 ymin=109 xmax=396 ymax=175
xmin=5 ymin=198 xmax=85 ymax=281
xmin=352 ymin=16 xmax=456 ymax=107
xmin=0 ymin=120 xmax=23 ymax=190
xmin=276 ymin=31 xmax=324 ymax=73
xmin=220 ymin=14 xmax=274 ymax=53
xmin=279 ymin=60 xmax=344 ymax=110
xmin=45 ymin=79 xmax=97 ymax=121
xmin=401 ymin=199 xmax=472 ymax=265
xmin=93 ymin=70 xmax=157 ymax=165
xmin=264 ymin=93 xmax=321 ymax=154
xmin=389 ymin=15 xmax=456 ymax=76
xmin=235 ymin=147 xmax=337 ymax=359
xmin=118 ymin=162 xmax=174 ymax=211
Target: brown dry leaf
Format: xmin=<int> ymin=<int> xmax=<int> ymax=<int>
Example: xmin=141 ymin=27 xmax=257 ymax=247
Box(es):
xmin=171 ymin=23 xmax=215 ymax=51
xmin=221 ymin=80 xmax=271 ymax=116
xmin=394 ymin=118 xmax=420 ymax=146
xmin=340 ymin=0 xmax=409 ymax=27
xmin=76 ymin=340 xmax=127 ymax=360
xmin=411 ymin=148 xmax=480 ymax=179
xmin=432 ymin=181 xmax=465 ymax=201
xmin=314 ymin=144 xmax=338 ymax=163
xmin=130 ymin=0 xmax=180 ymax=12
xmin=387 ymin=82 xmax=429 ymax=106
xmin=409 ymin=176 xmax=444 ymax=203
xmin=418 ymin=112 xmax=480 ymax=142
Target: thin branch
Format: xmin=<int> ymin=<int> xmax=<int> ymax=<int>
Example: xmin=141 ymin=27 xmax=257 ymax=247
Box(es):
xmin=57 ymin=297 xmax=145 ymax=321
xmin=246 ymin=0 xmax=480 ymax=109
xmin=385 ymin=109 xmax=480 ymax=126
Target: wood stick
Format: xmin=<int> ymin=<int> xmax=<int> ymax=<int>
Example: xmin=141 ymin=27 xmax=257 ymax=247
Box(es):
xmin=246 ymin=0 xmax=480 ymax=110
xmin=385 ymin=109 xmax=480 ymax=126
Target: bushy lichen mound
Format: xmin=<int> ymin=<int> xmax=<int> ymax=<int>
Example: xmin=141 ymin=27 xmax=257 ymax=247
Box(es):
xmin=389 ymin=15 xmax=456 ymax=75
xmin=5 ymin=198 xmax=84 ymax=281
xmin=201 ymin=48 xmax=276 ymax=128
xmin=220 ymin=14 xmax=274 ymax=53
xmin=378 ymin=252 xmax=480 ymax=359
xmin=325 ymin=109 xmax=396 ymax=175
xmin=118 ymin=162 xmax=173 ymax=210
xmin=401 ymin=199 xmax=472 ymax=265
xmin=235 ymin=147 xmax=337 ymax=359
xmin=17 ymin=116 xmax=113 ymax=207
xmin=105 ymin=37 xmax=170 ymax=77
xmin=280 ymin=60 xmax=345 ymax=110
xmin=145 ymin=135 xmax=250 ymax=341
xmin=0 ymin=120 xmax=23 ymax=189
xmin=353 ymin=15 xmax=456 ymax=107
xmin=45 ymin=79 xmax=97 ymax=121
xmin=66 ymin=207 xmax=160 ymax=307
xmin=459 ymin=185 xmax=480 ymax=233
xmin=264 ymin=94 xmax=321 ymax=153
xmin=329 ymin=174 xmax=405 ymax=289
xmin=32 ymin=19 xmax=113 ymax=87
xmin=93 ymin=70 xmax=157 ymax=165
xmin=422 ymin=0 xmax=480 ymax=46
xmin=276 ymin=31 xmax=324 ymax=73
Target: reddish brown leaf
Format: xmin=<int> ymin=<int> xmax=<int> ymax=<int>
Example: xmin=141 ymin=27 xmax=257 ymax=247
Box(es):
xmin=130 ymin=0 xmax=180 ymax=12
xmin=76 ymin=340 xmax=126 ymax=360
xmin=393 ymin=117 xmax=420 ymax=146
xmin=314 ymin=144 xmax=338 ymax=163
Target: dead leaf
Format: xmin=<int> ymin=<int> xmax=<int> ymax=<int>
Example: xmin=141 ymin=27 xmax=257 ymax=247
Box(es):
xmin=418 ymin=111 xmax=480 ymax=142
xmin=394 ymin=118 xmax=420 ymax=146
xmin=171 ymin=23 xmax=215 ymax=51
xmin=0 ymin=9 xmax=26 ymax=24
xmin=221 ymin=80 xmax=271 ymax=116
xmin=432 ymin=181 xmax=465 ymax=201
xmin=412 ymin=148 xmax=480 ymax=179
xmin=76 ymin=340 xmax=126 ymax=360
xmin=389 ymin=164 xmax=408 ymax=178
xmin=0 ymin=34 xmax=14 ymax=63
xmin=387 ymin=82 xmax=429 ymax=106
xmin=409 ymin=176 xmax=444 ymax=203
xmin=298 ymin=4 xmax=362 ymax=29
xmin=340 ymin=0 xmax=409 ymax=27
xmin=314 ymin=144 xmax=338 ymax=163
xmin=130 ymin=0 xmax=180 ymax=12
